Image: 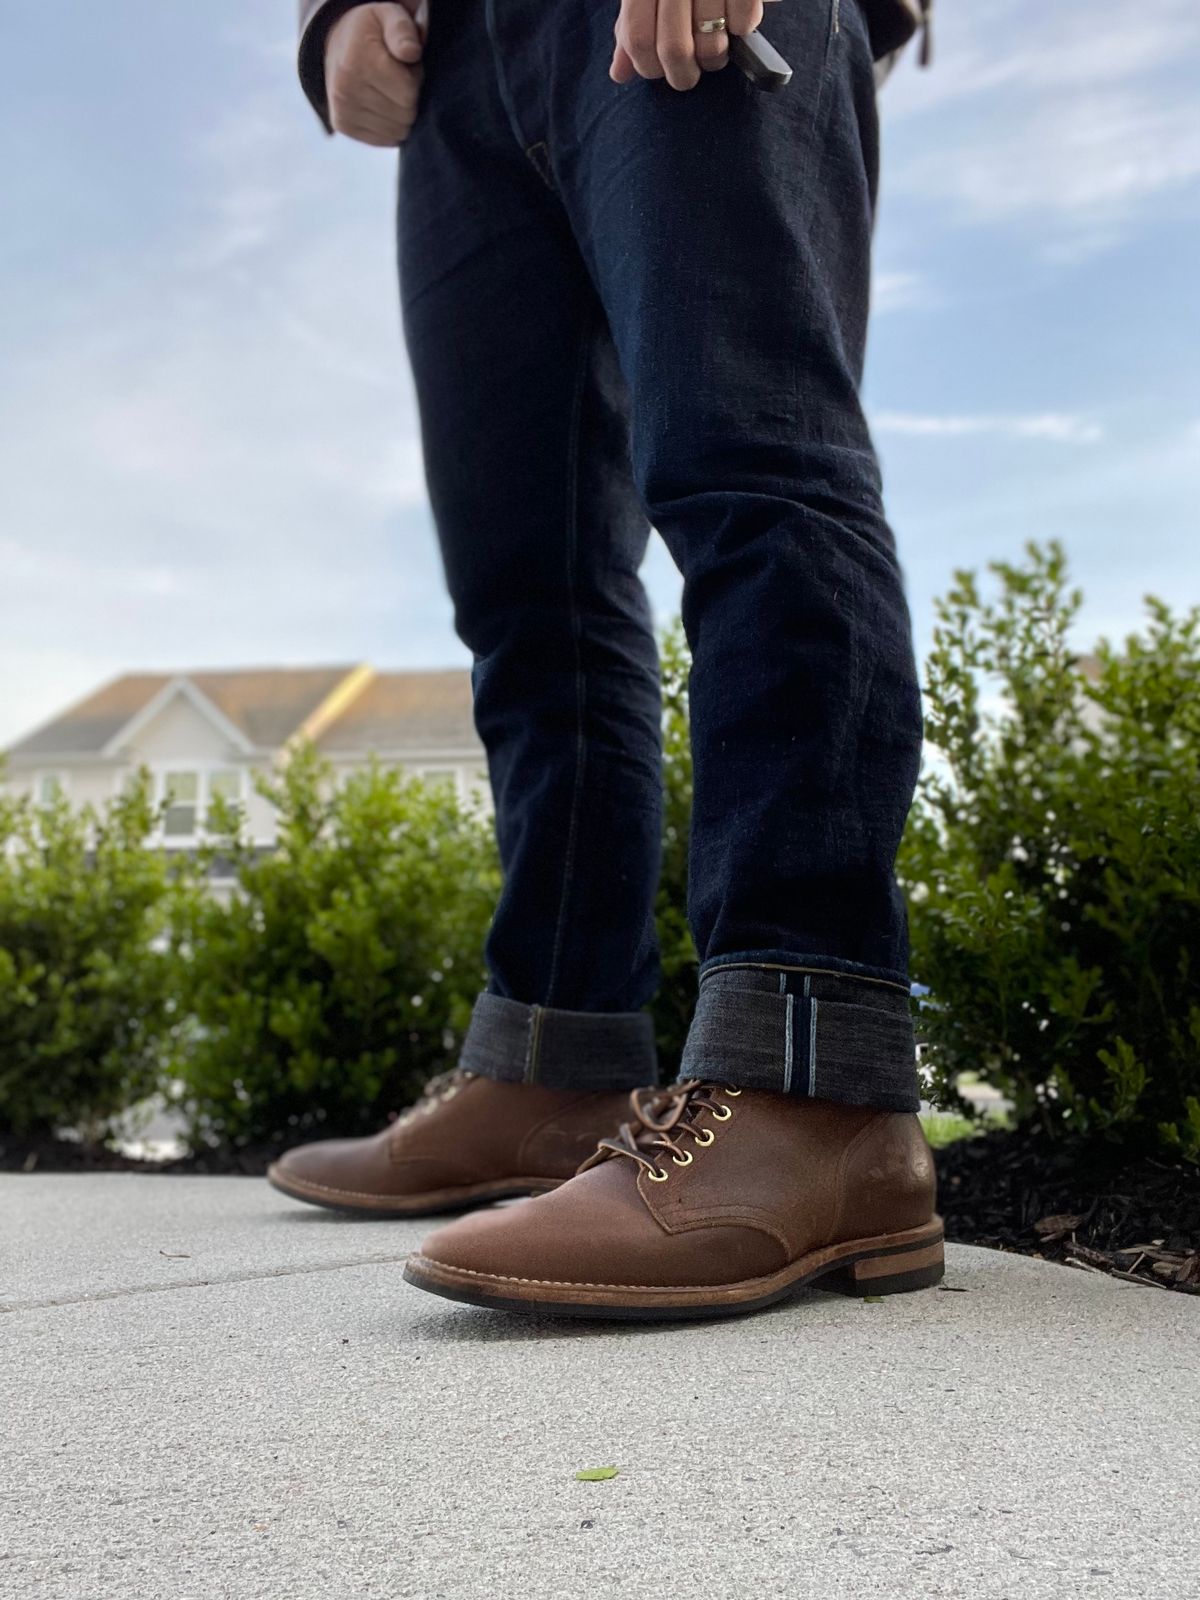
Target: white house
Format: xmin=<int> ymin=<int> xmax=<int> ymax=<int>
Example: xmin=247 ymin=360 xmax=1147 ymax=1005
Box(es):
xmin=2 ymin=665 xmax=491 ymax=848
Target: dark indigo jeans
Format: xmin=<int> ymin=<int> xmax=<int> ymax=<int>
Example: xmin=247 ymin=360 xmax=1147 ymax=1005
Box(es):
xmin=398 ymin=0 xmax=923 ymax=1112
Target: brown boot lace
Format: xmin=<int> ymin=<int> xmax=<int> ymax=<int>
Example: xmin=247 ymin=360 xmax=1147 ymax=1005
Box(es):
xmin=584 ymin=1078 xmax=741 ymax=1183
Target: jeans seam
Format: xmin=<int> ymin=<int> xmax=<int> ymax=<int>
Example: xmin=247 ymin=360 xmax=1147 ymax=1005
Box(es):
xmin=783 ymin=992 xmax=794 ymax=1094
xmin=524 ymin=1003 xmax=543 ymax=1084
xmin=483 ymin=0 xmax=527 ymax=155
xmin=544 ymin=305 xmax=593 ymax=1006
xmin=808 ymin=995 xmax=819 ymax=1096
xmin=525 ymin=140 xmax=556 ymax=190
xmin=700 ymin=960 xmax=910 ymax=995
xmin=805 ymin=0 xmax=844 ymax=147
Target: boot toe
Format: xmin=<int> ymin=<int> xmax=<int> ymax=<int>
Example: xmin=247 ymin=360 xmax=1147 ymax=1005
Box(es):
xmin=413 ymin=1162 xmax=784 ymax=1294
xmin=267 ymin=1133 xmax=400 ymax=1210
xmin=271 ymin=1138 xmax=354 ymax=1183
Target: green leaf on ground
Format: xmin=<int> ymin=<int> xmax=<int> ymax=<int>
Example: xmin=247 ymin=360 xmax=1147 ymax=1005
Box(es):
xmin=575 ymin=1467 xmax=620 ymax=1482
xmin=863 ymin=1295 xmax=884 ymax=1304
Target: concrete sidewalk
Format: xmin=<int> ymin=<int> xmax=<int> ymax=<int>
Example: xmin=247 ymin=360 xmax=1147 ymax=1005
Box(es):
xmin=2 ymin=1176 xmax=1196 ymax=1600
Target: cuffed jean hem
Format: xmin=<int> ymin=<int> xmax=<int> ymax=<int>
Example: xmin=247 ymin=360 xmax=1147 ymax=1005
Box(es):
xmin=679 ymin=961 xmax=920 ymax=1113
xmin=460 ymin=991 xmax=659 ymax=1091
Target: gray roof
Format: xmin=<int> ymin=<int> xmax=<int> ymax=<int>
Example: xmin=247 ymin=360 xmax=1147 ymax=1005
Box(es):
xmin=187 ymin=666 xmax=358 ymax=749
xmin=7 ymin=674 xmax=170 ymax=759
xmin=316 ymin=671 xmax=478 ymax=754
xmin=5 ymin=666 xmax=478 ymax=762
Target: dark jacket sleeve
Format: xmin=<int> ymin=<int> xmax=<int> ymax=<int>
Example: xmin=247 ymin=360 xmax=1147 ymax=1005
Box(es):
xmin=861 ymin=0 xmax=929 ymax=64
xmin=298 ymin=0 xmax=368 ymax=133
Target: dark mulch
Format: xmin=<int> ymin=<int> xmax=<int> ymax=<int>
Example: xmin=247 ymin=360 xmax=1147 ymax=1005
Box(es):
xmin=6 ymin=1124 xmax=1199 ymax=1294
xmin=0 ymin=1135 xmax=283 ymax=1177
xmin=936 ymin=1127 xmax=1200 ymax=1295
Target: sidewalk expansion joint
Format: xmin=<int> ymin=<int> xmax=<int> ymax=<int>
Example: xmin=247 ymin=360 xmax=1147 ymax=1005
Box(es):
xmin=0 ymin=1251 xmax=414 ymax=1315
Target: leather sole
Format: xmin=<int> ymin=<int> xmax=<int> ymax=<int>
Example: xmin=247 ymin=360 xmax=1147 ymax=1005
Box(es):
xmin=402 ymin=1218 xmax=945 ymax=1318
xmin=266 ymin=1166 xmax=562 ymax=1218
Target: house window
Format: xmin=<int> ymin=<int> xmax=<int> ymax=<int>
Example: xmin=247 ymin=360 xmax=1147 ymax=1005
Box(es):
xmin=36 ymin=773 xmax=65 ymax=806
xmin=207 ymin=768 xmax=243 ymax=826
xmin=418 ymin=767 xmax=458 ymax=796
xmin=162 ymin=771 xmax=199 ymax=837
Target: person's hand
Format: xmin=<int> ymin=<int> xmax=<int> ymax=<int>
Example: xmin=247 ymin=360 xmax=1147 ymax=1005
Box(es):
xmin=326 ymin=2 xmax=428 ymax=146
xmin=611 ymin=0 xmax=766 ymax=90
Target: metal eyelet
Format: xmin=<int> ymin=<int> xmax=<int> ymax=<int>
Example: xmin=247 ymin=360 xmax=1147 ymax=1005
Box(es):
xmin=693 ymin=1127 xmax=715 ymax=1147
xmin=672 ymin=1150 xmax=694 ymax=1167
xmin=711 ymin=1104 xmax=733 ymax=1121
xmin=724 ymin=1086 xmax=742 ymax=1097
xmin=645 ymin=1166 xmax=669 ymax=1183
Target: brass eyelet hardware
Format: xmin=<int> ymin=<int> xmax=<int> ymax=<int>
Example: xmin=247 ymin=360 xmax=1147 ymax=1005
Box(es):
xmin=645 ymin=1166 xmax=669 ymax=1183
xmin=711 ymin=1104 xmax=733 ymax=1121
xmin=724 ymin=1086 xmax=742 ymax=1097
xmin=672 ymin=1150 xmax=694 ymax=1167
xmin=693 ymin=1127 xmax=715 ymax=1147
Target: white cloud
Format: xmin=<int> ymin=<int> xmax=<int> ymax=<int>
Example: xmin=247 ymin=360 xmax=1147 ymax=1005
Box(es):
xmin=885 ymin=0 xmax=1200 ymax=118
xmin=872 ymin=412 xmax=1104 ymax=444
xmin=0 ymin=79 xmax=446 ymax=747
xmin=872 ymin=270 xmax=931 ymax=314
xmin=898 ymin=90 xmax=1200 ymax=232
xmin=884 ymin=0 xmax=1200 ymax=252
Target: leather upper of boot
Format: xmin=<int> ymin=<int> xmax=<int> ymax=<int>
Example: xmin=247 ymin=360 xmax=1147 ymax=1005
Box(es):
xmin=271 ymin=1072 xmax=635 ymax=1200
xmin=417 ymin=1083 xmax=937 ymax=1288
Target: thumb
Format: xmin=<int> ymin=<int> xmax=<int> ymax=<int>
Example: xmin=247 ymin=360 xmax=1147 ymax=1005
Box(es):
xmin=379 ymin=3 xmax=423 ymax=62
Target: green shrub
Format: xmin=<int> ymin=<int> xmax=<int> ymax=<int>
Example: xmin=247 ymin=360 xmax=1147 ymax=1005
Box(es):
xmin=900 ymin=542 xmax=1200 ymax=1160
xmin=652 ymin=622 xmax=699 ymax=1078
xmin=173 ymin=745 xmax=499 ymax=1148
xmin=0 ymin=775 xmax=178 ymax=1141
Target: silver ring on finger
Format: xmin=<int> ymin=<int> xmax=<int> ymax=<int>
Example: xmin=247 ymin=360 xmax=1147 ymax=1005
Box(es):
xmin=697 ymin=16 xmax=728 ymax=33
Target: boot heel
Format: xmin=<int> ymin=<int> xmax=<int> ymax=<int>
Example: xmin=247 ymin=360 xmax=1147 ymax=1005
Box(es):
xmin=823 ymin=1233 xmax=945 ymax=1297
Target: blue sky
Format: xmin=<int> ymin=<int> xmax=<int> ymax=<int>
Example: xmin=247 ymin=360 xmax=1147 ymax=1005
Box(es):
xmin=1 ymin=0 xmax=1198 ymax=746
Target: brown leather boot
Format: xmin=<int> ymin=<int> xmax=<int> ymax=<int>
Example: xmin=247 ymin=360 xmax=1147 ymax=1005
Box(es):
xmin=267 ymin=1070 xmax=635 ymax=1217
xmin=404 ymin=1080 xmax=943 ymax=1316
